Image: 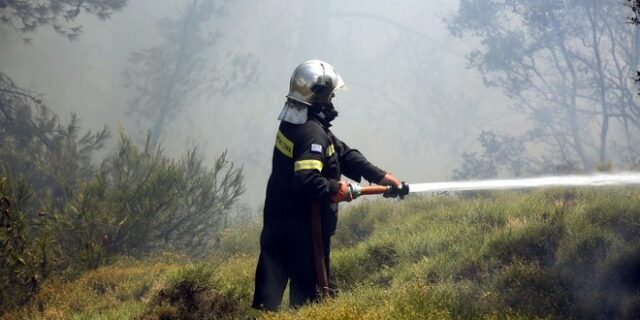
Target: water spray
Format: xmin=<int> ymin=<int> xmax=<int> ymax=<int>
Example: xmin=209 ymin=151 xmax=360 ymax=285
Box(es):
xmin=357 ymin=172 xmax=640 ymax=198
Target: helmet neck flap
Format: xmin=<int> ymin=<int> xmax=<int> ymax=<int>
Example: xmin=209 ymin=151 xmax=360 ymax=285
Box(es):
xmin=279 ymin=60 xmax=344 ymax=125
xmin=278 ymin=99 xmax=338 ymax=126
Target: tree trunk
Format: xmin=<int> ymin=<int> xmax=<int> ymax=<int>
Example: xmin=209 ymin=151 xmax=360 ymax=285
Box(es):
xmin=151 ymin=0 xmax=199 ymax=143
xmin=586 ymin=3 xmax=609 ymax=164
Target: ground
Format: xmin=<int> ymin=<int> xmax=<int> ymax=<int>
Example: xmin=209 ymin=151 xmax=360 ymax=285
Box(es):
xmin=3 ymin=188 xmax=640 ymax=319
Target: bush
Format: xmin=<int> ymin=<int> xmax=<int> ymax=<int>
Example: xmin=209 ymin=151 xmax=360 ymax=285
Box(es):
xmin=482 ymin=212 xmax=564 ymax=267
xmin=490 ymin=262 xmax=575 ymax=318
xmin=140 ymin=264 xmax=243 ymax=320
xmin=0 ymin=75 xmax=245 ymax=310
xmin=332 ymin=241 xmax=398 ymax=288
xmin=577 ymin=243 xmax=640 ymax=319
xmin=0 ymin=171 xmax=57 ymax=311
xmin=0 ymin=71 xmax=109 ymax=214
xmin=217 ymin=223 xmax=260 ymax=256
xmin=333 ymin=201 xmax=391 ymax=248
xmin=582 ymin=201 xmax=640 ymax=242
xmin=556 ymin=223 xmax=611 ymax=269
xmin=55 ymin=131 xmax=244 ymax=265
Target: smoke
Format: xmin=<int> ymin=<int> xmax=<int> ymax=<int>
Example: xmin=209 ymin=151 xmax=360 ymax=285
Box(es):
xmin=0 ymin=0 xmax=528 ymax=213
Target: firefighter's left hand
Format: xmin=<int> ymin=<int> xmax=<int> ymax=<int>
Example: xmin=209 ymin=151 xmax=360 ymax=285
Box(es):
xmin=378 ymin=173 xmax=401 ymax=188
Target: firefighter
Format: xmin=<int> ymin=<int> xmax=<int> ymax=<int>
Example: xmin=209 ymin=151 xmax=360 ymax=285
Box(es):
xmin=251 ymin=60 xmax=402 ymax=311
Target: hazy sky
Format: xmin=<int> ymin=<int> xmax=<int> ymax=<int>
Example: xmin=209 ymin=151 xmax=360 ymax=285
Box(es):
xmin=0 ymin=0 xmax=518 ymax=210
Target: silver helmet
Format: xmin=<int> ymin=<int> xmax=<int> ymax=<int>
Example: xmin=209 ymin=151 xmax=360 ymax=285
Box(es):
xmin=286 ymin=60 xmax=345 ymax=106
xmin=278 ymin=60 xmax=345 ymax=124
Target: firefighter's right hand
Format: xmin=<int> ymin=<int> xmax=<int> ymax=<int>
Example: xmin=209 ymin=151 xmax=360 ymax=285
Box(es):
xmin=331 ymin=181 xmax=361 ymax=203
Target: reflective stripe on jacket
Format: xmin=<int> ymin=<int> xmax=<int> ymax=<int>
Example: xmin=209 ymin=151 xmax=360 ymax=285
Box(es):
xmin=263 ymin=117 xmax=386 ymax=232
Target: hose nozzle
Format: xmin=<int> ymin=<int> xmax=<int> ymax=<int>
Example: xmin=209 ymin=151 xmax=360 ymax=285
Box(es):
xmin=383 ymin=182 xmax=409 ymax=199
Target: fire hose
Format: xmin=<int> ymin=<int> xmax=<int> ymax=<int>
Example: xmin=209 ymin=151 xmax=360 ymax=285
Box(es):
xmin=311 ymin=171 xmax=640 ymax=298
xmin=311 ymin=182 xmax=409 ymax=298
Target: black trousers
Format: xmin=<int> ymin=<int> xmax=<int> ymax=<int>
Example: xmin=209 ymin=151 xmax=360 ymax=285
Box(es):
xmin=251 ymin=225 xmax=331 ymax=311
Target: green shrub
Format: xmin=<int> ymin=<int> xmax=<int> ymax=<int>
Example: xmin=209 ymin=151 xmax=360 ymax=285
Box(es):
xmin=574 ymin=243 xmax=640 ymax=319
xmin=490 ymin=262 xmax=575 ymax=318
xmin=217 ymin=222 xmax=260 ymax=256
xmin=333 ymin=201 xmax=391 ymax=248
xmin=458 ymin=201 xmax=507 ymax=231
xmin=603 ymin=244 xmax=640 ymax=291
xmin=556 ymin=223 xmax=611 ymax=269
xmin=1 ymin=75 xmax=246 ymax=310
xmin=0 ymin=171 xmax=57 ymax=312
xmin=482 ymin=212 xmax=564 ymax=267
xmin=332 ymin=241 xmax=398 ymax=288
xmin=140 ymin=264 xmax=243 ymax=320
xmin=621 ymin=294 xmax=640 ymax=320
xmin=550 ymin=192 xmax=640 ymax=320
xmin=582 ymin=201 xmax=640 ymax=242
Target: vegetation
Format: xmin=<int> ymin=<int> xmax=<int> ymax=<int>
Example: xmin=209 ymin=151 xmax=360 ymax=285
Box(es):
xmin=2 ymin=0 xmax=247 ymax=313
xmin=3 ymin=1 xmax=640 ymax=319
xmin=4 ymin=188 xmax=640 ymax=319
xmin=0 ymin=76 xmax=244 ymax=313
xmin=449 ymin=1 xmax=640 ymax=174
xmin=0 ymin=0 xmax=127 ymax=43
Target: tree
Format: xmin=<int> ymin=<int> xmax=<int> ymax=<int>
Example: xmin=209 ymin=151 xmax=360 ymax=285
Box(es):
xmin=0 ymin=172 xmax=52 ymax=311
xmin=0 ymin=72 xmax=109 ymax=212
xmin=452 ymin=131 xmax=530 ymax=179
xmin=0 ymin=0 xmax=127 ymax=43
xmin=0 ymin=0 xmax=124 ymax=206
xmin=629 ymin=0 xmax=640 ymax=24
xmin=449 ymin=0 xmax=640 ymax=171
xmin=332 ymin=8 xmax=478 ymax=155
xmin=125 ymin=0 xmax=257 ymax=144
xmin=0 ymin=73 xmax=109 ymax=311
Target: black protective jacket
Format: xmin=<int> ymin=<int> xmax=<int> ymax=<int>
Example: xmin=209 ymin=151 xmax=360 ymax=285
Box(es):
xmin=253 ymin=115 xmax=387 ymax=310
xmin=263 ymin=116 xmax=386 ymax=233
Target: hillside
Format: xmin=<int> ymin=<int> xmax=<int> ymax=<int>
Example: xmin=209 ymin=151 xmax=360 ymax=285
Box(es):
xmin=3 ymin=188 xmax=640 ymax=319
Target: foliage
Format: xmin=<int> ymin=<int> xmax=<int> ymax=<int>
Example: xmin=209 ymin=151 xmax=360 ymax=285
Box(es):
xmin=1 ymin=257 xmax=183 ymax=320
xmin=630 ymin=0 xmax=640 ymax=24
xmin=0 ymin=172 xmax=47 ymax=311
xmin=1 ymin=254 xmax=255 ymax=320
xmin=56 ymin=131 xmax=244 ymax=265
xmin=449 ymin=1 xmax=640 ymax=169
xmin=0 ymin=71 xmax=108 ymax=311
xmin=1 ymin=0 xmax=248 ymax=313
xmin=140 ymin=263 xmax=245 ymax=320
xmin=0 ymin=72 xmax=109 ymax=213
xmin=452 ymin=130 xmax=530 ymax=179
xmin=217 ymin=222 xmax=260 ymax=257
xmin=0 ymin=74 xmax=244 ymax=312
xmin=332 ymin=200 xmax=391 ymax=248
xmin=0 ymin=0 xmax=127 ymax=43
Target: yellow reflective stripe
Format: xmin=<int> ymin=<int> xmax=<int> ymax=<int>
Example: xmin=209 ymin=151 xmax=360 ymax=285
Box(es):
xmin=294 ymin=160 xmax=324 ymax=172
xmin=275 ymin=130 xmax=294 ymax=158
xmin=326 ymin=144 xmax=335 ymax=157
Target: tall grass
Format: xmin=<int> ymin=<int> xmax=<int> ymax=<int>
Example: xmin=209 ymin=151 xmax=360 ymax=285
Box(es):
xmin=4 ymin=188 xmax=640 ymax=319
